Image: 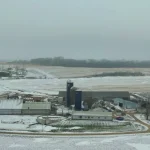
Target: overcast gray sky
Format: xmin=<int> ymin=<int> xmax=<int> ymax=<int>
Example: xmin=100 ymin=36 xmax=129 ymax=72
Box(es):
xmin=0 ymin=0 xmax=150 ymax=60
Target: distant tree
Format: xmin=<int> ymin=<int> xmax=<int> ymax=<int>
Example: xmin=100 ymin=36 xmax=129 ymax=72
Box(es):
xmin=10 ymin=57 xmax=150 ymax=68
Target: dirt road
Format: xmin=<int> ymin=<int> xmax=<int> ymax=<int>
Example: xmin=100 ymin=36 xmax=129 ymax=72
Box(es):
xmin=129 ymin=113 xmax=150 ymax=132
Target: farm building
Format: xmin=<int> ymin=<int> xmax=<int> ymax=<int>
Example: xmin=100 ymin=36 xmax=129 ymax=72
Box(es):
xmin=0 ymin=99 xmax=23 ymax=115
xmin=22 ymin=101 xmax=51 ymax=115
xmin=59 ymin=81 xmax=130 ymax=110
xmin=0 ymin=99 xmax=51 ymax=115
xmin=72 ymin=111 xmax=112 ymax=121
xmin=59 ymin=89 xmax=130 ymax=109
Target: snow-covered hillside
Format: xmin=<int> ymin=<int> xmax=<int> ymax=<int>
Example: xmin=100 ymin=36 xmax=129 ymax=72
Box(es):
xmin=26 ymin=68 xmax=55 ymax=79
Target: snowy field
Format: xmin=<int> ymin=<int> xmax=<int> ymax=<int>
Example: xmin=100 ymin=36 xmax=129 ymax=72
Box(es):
xmin=0 ymin=115 xmax=37 ymax=131
xmin=0 ymin=115 xmax=61 ymax=132
xmin=1 ymin=65 xmax=150 ymax=95
xmin=1 ymin=76 xmax=150 ymax=95
xmin=0 ymin=134 xmax=150 ymax=150
xmin=26 ymin=68 xmax=55 ymax=79
xmin=25 ymin=66 xmax=150 ymax=77
xmin=1 ymin=66 xmax=150 ymax=95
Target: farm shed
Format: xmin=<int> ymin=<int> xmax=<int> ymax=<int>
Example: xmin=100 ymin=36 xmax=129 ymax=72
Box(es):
xmin=0 ymin=99 xmax=51 ymax=115
xmin=22 ymin=102 xmax=51 ymax=115
xmin=0 ymin=99 xmax=23 ymax=115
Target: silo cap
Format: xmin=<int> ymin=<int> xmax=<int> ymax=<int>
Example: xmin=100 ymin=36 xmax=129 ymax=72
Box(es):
xmin=67 ymin=80 xmax=72 ymax=83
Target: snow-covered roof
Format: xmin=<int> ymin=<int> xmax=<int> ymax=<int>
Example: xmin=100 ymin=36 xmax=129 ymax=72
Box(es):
xmin=0 ymin=99 xmax=23 ymax=109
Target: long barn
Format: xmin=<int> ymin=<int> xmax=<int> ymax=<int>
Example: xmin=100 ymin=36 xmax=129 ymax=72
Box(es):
xmin=0 ymin=99 xmax=51 ymax=115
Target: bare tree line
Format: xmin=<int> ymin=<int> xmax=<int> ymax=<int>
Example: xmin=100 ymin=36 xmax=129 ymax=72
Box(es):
xmin=10 ymin=57 xmax=150 ymax=68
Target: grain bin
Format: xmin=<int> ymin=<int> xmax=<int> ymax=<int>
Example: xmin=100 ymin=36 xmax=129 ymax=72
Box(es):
xmin=66 ymin=80 xmax=74 ymax=107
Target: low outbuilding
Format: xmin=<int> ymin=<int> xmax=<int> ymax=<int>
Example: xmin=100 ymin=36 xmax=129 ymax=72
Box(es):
xmin=72 ymin=111 xmax=112 ymax=121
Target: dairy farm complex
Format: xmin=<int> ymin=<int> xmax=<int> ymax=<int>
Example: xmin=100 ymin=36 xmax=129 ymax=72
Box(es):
xmin=0 ymin=66 xmax=150 ymax=136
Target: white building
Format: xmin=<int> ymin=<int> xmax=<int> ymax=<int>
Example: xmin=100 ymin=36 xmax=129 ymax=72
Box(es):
xmin=72 ymin=111 xmax=112 ymax=121
xmin=0 ymin=99 xmax=51 ymax=115
xmin=22 ymin=101 xmax=51 ymax=115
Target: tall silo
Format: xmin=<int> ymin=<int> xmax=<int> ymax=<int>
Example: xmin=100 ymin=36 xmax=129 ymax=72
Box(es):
xmin=75 ymin=91 xmax=82 ymax=110
xmin=66 ymin=80 xmax=74 ymax=107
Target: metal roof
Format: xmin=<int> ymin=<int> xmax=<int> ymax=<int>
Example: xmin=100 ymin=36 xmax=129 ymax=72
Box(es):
xmin=0 ymin=99 xmax=23 ymax=109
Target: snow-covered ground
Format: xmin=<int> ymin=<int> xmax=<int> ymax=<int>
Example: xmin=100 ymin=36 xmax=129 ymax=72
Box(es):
xmin=0 ymin=115 xmax=138 ymax=133
xmin=0 ymin=115 xmax=72 ymax=132
xmin=1 ymin=76 xmax=150 ymax=95
xmin=28 ymin=124 xmax=58 ymax=132
xmin=25 ymin=66 xmax=150 ymax=77
xmin=0 ymin=115 xmax=37 ymax=131
xmin=124 ymin=114 xmax=135 ymax=121
xmin=0 ymin=134 xmax=150 ymax=150
xmin=134 ymin=114 xmax=150 ymax=125
xmin=131 ymin=122 xmax=148 ymax=131
xmin=26 ymin=68 xmax=55 ymax=79
xmin=1 ymin=67 xmax=150 ymax=95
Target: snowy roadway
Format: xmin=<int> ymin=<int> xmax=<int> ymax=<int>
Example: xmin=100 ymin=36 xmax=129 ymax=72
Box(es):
xmin=0 ymin=134 xmax=150 ymax=150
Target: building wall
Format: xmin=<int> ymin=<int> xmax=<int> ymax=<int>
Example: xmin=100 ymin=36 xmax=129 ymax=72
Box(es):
xmin=59 ymin=91 xmax=66 ymax=97
xmin=21 ymin=109 xmax=50 ymax=115
xmin=0 ymin=109 xmax=50 ymax=115
xmin=0 ymin=109 xmax=21 ymax=115
xmin=72 ymin=115 xmax=112 ymax=121
xmin=21 ymin=102 xmax=51 ymax=115
xmin=59 ymin=90 xmax=130 ymax=107
xmin=82 ymin=91 xmax=130 ymax=100
xmin=22 ymin=102 xmax=51 ymax=110
xmin=0 ymin=100 xmax=51 ymax=115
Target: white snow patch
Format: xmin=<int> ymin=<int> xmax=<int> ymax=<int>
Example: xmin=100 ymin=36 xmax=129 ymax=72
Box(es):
xmin=100 ymin=138 xmax=114 ymax=143
xmin=127 ymin=143 xmax=150 ymax=150
xmin=69 ymin=126 xmax=82 ymax=130
xmin=76 ymin=141 xmax=91 ymax=146
xmin=29 ymin=124 xmax=58 ymax=132
xmin=27 ymin=68 xmax=55 ymax=79
xmin=132 ymin=122 xmax=148 ymax=131
xmin=34 ymin=138 xmax=49 ymax=143
xmin=0 ymin=115 xmax=37 ymax=131
xmin=125 ymin=114 xmax=135 ymax=121
xmin=0 ymin=124 xmax=28 ymax=130
xmin=135 ymin=114 xmax=150 ymax=125
xmin=9 ymin=144 xmax=26 ymax=148
xmin=100 ymin=136 xmax=130 ymax=143
xmin=1 ymin=76 xmax=150 ymax=96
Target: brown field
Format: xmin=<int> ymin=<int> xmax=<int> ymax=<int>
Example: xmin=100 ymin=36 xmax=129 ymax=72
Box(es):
xmin=27 ymin=65 xmax=150 ymax=92
xmin=7 ymin=64 xmax=150 ymax=78
xmin=1 ymin=64 xmax=150 ymax=92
